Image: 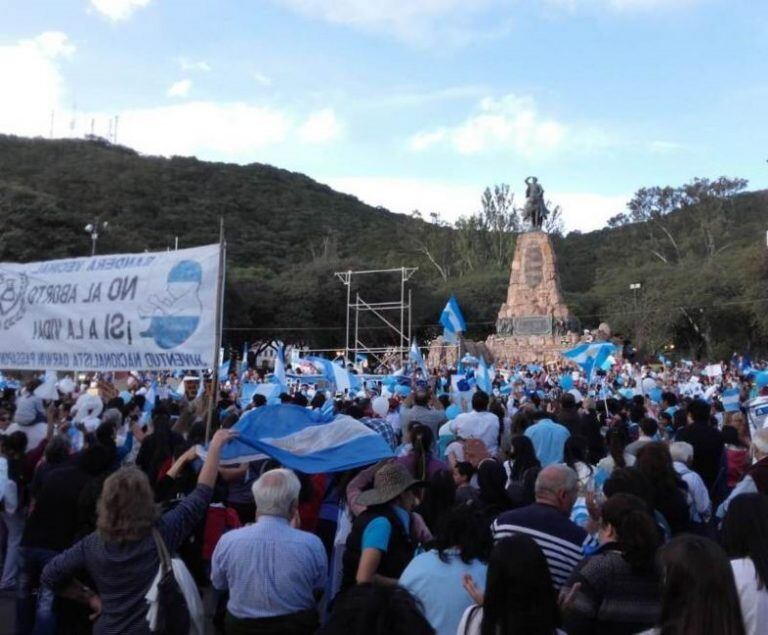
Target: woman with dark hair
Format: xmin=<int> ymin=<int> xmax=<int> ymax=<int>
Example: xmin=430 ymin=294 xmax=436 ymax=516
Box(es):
xmin=415 ymin=469 xmax=456 ymax=534
xmin=40 ymin=429 xmax=235 ymax=635
xmin=396 ymin=424 xmax=447 ymax=481
xmin=646 ymin=534 xmax=745 ymax=635
xmin=458 ymin=534 xmax=561 ymax=635
xmin=503 ymin=435 xmax=541 ymax=508
xmin=721 ymin=493 xmax=768 ymax=635
xmin=135 ymin=411 xmax=184 ymax=487
xmin=400 ymin=505 xmax=491 ymax=635
xmin=635 ymin=442 xmax=689 ymax=535
xmin=319 ymin=583 xmax=434 ymax=635
xmin=563 ymin=435 xmax=593 ymax=490
xmin=476 ymin=460 xmax=512 ymax=522
xmin=563 ymin=493 xmax=661 ymax=634
xmin=596 ymin=427 xmax=634 ymax=478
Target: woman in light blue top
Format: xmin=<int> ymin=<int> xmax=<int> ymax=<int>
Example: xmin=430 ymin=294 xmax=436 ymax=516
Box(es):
xmin=400 ymin=504 xmax=491 ymax=635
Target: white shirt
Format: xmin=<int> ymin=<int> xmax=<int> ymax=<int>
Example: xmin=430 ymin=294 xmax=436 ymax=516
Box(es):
xmin=450 ymin=410 xmax=500 ymax=455
xmin=731 ymin=557 xmax=768 ymax=635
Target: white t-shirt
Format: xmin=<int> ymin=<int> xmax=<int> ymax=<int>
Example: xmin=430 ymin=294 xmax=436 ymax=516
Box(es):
xmin=731 ymin=557 xmax=768 ymax=635
xmin=450 ymin=411 xmax=500 ymax=455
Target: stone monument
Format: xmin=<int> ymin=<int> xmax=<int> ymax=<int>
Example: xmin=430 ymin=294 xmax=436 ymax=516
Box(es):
xmin=486 ymin=177 xmax=579 ymax=363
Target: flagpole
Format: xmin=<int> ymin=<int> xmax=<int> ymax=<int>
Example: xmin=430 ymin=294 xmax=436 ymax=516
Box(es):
xmin=206 ymin=217 xmax=226 ymax=443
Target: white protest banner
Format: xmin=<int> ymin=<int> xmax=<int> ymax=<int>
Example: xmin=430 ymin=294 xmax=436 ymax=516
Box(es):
xmin=0 ymin=244 xmax=220 ymax=371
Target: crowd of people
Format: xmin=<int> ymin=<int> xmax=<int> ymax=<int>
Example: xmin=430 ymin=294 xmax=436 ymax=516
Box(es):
xmin=0 ymin=354 xmax=767 ymax=635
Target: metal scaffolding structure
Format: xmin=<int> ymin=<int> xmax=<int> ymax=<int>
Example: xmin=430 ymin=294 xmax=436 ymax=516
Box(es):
xmin=334 ymin=267 xmax=417 ymax=366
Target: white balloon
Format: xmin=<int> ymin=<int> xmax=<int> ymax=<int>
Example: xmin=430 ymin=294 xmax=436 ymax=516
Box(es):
xmin=57 ymin=377 xmax=76 ymax=394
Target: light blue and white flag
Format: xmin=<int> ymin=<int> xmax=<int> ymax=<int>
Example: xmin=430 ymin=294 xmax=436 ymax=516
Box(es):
xmin=141 ymin=380 xmax=157 ymax=424
xmin=205 ymin=404 xmax=394 ymax=472
xmin=273 ymin=345 xmax=287 ymax=388
xmin=410 ymin=339 xmax=428 ymax=377
xmin=240 ymin=342 xmax=249 ymax=380
xmin=658 ymin=354 xmax=672 ymax=366
xmin=305 ymin=356 xmax=360 ymax=395
xmin=562 ymin=342 xmax=618 ymax=382
xmin=476 ymin=357 xmax=494 ymax=395
xmin=440 ymin=296 xmax=466 ymax=344
xmin=721 ymin=388 xmax=741 ymax=412
xmin=218 ymin=359 xmax=230 ymax=383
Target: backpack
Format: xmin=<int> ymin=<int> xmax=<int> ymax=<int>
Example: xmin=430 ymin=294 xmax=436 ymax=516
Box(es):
xmin=150 ymin=529 xmax=191 ymax=635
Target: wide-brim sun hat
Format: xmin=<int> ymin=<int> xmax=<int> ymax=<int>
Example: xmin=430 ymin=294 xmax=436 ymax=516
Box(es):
xmin=356 ymin=463 xmax=425 ymax=507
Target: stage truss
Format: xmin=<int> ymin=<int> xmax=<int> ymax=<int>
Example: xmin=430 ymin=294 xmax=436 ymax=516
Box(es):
xmin=334 ymin=267 xmax=417 ymax=367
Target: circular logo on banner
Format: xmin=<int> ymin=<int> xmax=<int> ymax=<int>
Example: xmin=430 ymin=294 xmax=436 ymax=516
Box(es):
xmin=524 ymin=244 xmax=544 ymax=288
xmin=139 ymin=260 xmax=203 ymax=349
xmin=0 ymin=272 xmax=28 ymax=330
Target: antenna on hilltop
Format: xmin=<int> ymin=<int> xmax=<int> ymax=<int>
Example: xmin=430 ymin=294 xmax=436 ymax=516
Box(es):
xmin=49 ymin=110 xmax=55 ymax=138
xmin=113 ymin=115 xmax=119 ymax=144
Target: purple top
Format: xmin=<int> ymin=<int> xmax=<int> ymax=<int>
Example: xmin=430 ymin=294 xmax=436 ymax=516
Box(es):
xmin=396 ymin=453 xmax=448 ymax=480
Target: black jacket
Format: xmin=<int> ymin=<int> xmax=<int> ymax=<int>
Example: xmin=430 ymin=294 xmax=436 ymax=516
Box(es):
xmin=341 ymin=504 xmax=414 ymax=593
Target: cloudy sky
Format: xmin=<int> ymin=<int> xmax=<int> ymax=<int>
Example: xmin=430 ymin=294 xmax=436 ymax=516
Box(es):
xmin=2 ymin=0 xmax=766 ymax=231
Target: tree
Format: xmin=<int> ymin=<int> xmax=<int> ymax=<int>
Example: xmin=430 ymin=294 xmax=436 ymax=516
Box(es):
xmin=543 ymin=203 xmax=564 ymax=236
xmin=679 ymin=177 xmax=748 ymax=258
xmin=480 ymin=184 xmax=520 ymax=267
xmin=408 ymin=209 xmax=452 ymax=281
xmin=627 ymin=186 xmax=684 ymax=264
xmin=606 ymin=213 xmax=630 ymax=228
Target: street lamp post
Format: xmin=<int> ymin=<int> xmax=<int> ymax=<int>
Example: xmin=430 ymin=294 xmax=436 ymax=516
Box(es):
xmin=85 ymin=219 xmax=109 ymax=256
xmin=630 ymin=283 xmax=642 ymax=350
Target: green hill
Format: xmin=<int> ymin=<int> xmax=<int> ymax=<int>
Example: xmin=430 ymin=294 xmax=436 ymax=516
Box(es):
xmin=1 ymin=134 xmax=766 ymax=359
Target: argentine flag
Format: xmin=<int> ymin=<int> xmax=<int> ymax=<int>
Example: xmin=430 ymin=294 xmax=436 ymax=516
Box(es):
xmin=440 ymin=296 xmax=467 ymax=344
xmin=273 ymin=345 xmax=287 ymax=388
xmin=721 ymin=388 xmax=741 ymax=413
xmin=305 ymin=356 xmax=360 ymax=394
xmin=410 ymin=339 xmax=428 ymax=377
xmin=476 ymin=357 xmax=495 ymax=395
xmin=205 ymin=404 xmax=394 ymax=472
xmin=562 ymin=342 xmax=618 ymax=382
xmin=218 ymin=359 xmax=230 ymax=383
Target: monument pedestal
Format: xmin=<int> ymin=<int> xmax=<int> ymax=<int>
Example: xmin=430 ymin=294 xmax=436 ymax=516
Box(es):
xmin=486 ymin=230 xmax=578 ymax=363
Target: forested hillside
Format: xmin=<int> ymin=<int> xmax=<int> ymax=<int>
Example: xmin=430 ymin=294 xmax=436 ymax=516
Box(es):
xmin=1 ymin=134 xmax=766 ymax=359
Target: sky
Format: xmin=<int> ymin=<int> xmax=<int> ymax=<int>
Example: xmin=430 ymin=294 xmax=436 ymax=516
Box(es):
xmin=1 ymin=0 xmax=767 ymax=232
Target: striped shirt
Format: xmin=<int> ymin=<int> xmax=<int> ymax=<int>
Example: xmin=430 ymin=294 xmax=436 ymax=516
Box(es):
xmin=491 ymin=502 xmax=587 ymax=589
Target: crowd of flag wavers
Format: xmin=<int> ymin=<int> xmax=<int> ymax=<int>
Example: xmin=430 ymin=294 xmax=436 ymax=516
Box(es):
xmin=0 ymin=344 xmax=768 ymax=635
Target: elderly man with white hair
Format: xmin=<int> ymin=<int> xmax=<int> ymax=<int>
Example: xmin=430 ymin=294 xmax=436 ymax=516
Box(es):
xmin=211 ymin=468 xmax=327 ymax=635
xmin=717 ymin=428 xmax=768 ymax=520
xmin=670 ymin=441 xmax=711 ymax=526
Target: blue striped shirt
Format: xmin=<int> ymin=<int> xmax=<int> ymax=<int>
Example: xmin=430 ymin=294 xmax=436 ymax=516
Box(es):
xmin=211 ymin=515 xmax=327 ymax=619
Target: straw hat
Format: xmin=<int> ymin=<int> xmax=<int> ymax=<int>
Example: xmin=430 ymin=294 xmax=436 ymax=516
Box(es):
xmin=356 ymin=463 xmax=424 ymax=507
